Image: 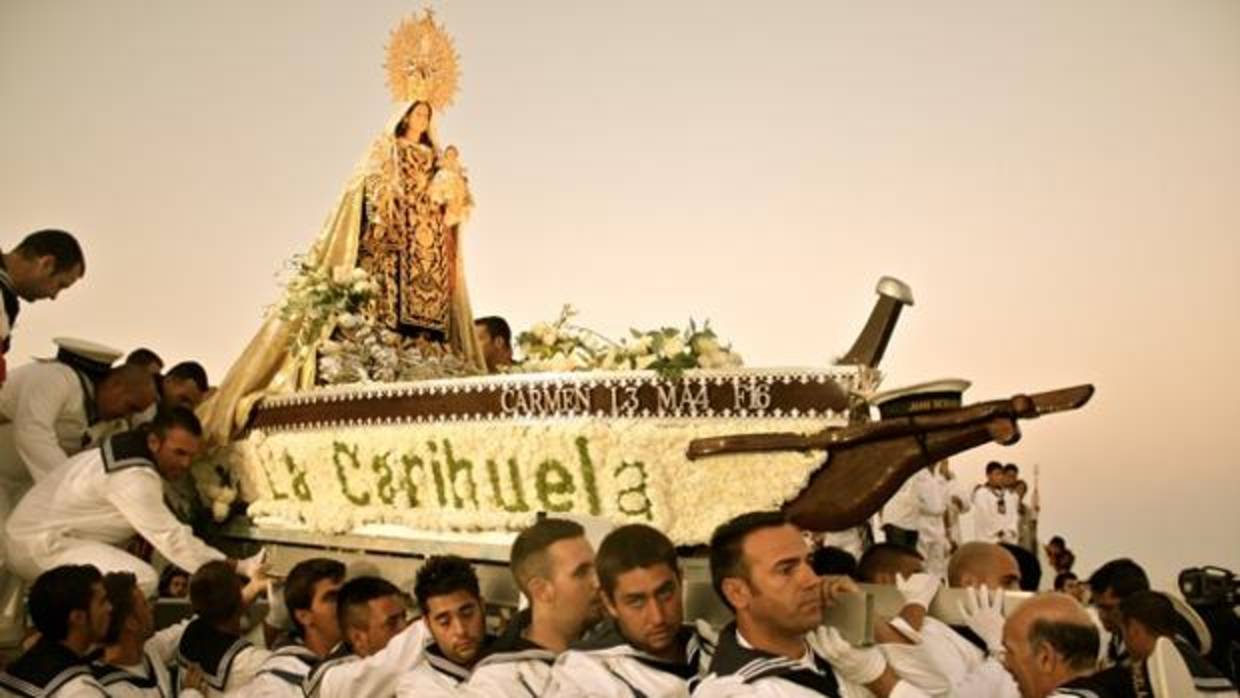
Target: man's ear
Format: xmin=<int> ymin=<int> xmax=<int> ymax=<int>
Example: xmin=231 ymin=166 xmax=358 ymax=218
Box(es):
xmin=146 ymin=432 xmax=161 ymax=455
xmin=67 ymin=608 xmax=88 ymax=633
xmin=527 ymin=576 xmax=553 ymax=605
xmin=294 ymin=608 xmax=314 ymax=632
xmin=722 ymin=577 xmax=751 ymax=612
xmin=1034 ymin=642 xmax=1057 ymax=674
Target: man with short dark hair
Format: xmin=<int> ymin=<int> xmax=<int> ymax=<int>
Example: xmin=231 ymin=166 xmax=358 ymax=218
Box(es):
xmin=244 ymin=557 xmax=346 ymax=697
xmin=692 ymin=511 xmax=927 ymax=697
xmin=546 ymin=524 xmax=717 ymax=697
xmin=177 ymin=561 xmax=271 ymax=696
xmin=304 ymin=576 xmax=430 ymax=698
xmin=1087 ymin=558 xmax=1150 ymax=667
xmin=0 ymin=564 xmax=110 ymax=697
xmin=1120 ymin=590 xmax=1236 ymax=694
xmin=125 ymin=349 xmax=165 ymax=376
xmin=466 ymin=517 xmax=603 ymax=696
xmin=162 ymin=361 xmax=210 ymax=409
xmin=396 ymin=556 xmax=493 ymax=696
xmin=5 ymin=408 xmax=261 ymax=597
xmin=473 ymin=316 xmax=513 ymax=373
xmin=972 ymin=462 xmax=1018 ymax=544
xmin=0 ymin=229 xmax=85 ymax=359
xmin=92 ymin=571 xmax=203 ymax=697
xmin=1000 ymin=593 xmax=1110 ymax=698
xmin=1054 ymin=573 xmax=1087 ymax=604
xmin=1002 ymin=464 xmax=1020 ymax=490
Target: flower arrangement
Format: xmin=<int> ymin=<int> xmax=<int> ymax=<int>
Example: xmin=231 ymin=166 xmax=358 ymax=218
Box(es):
xmin=515 ymin=305 xmax=743 ymax=378
xmin=275 ymin=258 xmax=380 ymax=356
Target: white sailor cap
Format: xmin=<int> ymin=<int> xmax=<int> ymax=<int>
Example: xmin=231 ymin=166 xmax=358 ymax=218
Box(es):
xmin=871 ymin=378 xmax=971 ymax=419
xmin=53 ymin=337 xmax=124 ymax=368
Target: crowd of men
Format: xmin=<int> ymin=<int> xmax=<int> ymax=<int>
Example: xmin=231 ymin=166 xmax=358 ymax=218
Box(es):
xmin=3 ymin=492 xmax=1236 ymax=698
xmin=0 ymin=230 xmax=1234 ymax=697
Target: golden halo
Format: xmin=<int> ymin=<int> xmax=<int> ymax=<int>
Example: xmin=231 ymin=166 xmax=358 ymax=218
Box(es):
xmin=384 ymin=9 xmax=460 ymax=111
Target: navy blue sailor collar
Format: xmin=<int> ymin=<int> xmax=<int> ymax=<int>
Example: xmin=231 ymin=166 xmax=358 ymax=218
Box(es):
xmin=572 ymin=620 xmax=709 ymax=680
xmin=705 ymin=623 xmax=841 ymax=697
xmin=0 ymin=637 xmax=97 ymax=697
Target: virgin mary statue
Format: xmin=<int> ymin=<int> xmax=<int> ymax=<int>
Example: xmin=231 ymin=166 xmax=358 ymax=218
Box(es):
xmin=199 ymin=12 xmax=485 ymax=445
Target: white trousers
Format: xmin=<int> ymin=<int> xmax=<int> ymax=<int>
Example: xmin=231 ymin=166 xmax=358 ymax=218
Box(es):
xmin=5 ymin=534 xmax=159 ymax=597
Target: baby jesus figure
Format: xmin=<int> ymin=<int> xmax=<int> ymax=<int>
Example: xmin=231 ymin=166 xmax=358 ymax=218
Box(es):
xmin=429 ymin=145 xmax=474 ymax=227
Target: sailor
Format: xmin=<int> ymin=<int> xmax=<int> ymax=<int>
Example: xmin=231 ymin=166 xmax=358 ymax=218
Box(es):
xmin=242 ymin=558 xmax=346 ymax=698
xmin=0 ymin=351 xmax=156 ymax=649
xmin=0 ymin=565 xmax=110 ymax=698
xmin=92 ymin=571 xmax=205 ymax=698
xmin=691 ymin=511 xmax=928 ymax=698
xmin=545 ymin=524 xmax=717 ymax=698
xmin=3 ymin=408 xmax=263 ymax=597
xmin=303 ymin=576 xmax=431 ymax=698
xmin=461 ymin=517 xmax=604 ymax=697
xmin=0 ymin=339 xmax=157 ymax=499
xmin=175 ymin=561 xmax=272 ymax=697
xmin=972 ymin=462 xmax=1019 ymax=545
xmin=855 ymin=543 xmax=1022 ymax=697
xmin=394 ymin=556 xmax=494 ymax=698
xmin=999 ymin=593 xmax=1123 ymax=698
xmin=0 ymin=230 xmax=86 ymax=381
xmin=129 ymin=360 xmax=211 ymax=428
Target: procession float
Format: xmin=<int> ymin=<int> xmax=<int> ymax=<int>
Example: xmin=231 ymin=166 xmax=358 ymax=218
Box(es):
xmin=193 ymin=11 xmax=1092 ymax=613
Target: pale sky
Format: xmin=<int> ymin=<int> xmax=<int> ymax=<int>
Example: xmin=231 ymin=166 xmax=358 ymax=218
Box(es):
xmin=3 ymin=0 xmax=1238 ymax=588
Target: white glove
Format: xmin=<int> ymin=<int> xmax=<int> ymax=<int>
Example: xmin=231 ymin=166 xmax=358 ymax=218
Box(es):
xmin=958 ymin=585 xmax=1006 ymax=655
xmin=896 ymin=572 xmax=940 ymax=610
xmin=265 ymin=580 xmax=291 ymax=630
xmin=236 ymin=548 xmax=268 ymax=580
xmin=815 ymin=626 xmax=887 ymax=686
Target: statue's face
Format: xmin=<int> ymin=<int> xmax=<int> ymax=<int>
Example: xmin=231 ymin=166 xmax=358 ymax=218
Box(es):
xmin=402 ymin=103 xmax=431 ymax=141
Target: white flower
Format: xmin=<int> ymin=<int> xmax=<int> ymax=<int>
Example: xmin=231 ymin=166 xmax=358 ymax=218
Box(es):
xmin=332 ymin=266 xmax=352 ymax=284
xmin=548 ymin=352 xmax=575 ymax=373
xmin=337 ymin=313 xmax=362 ymax=329
xmin=628 ymin=335 xmax=654 ymax=354
xmin=692 ymin=336 xmax=720 ymax=355
xmin=697 ymin=350 xmax=723 ymax=369
xmin=349 ymin=267 xmax=370 ymax=282
xmin=659 ymin=336 xmax=685 ymax=360
xmin=635 ymin=354 xmax=658 ymax=370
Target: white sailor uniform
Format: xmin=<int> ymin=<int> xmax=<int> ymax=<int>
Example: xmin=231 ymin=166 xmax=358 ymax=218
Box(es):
xmin=175 ymin=618 xmax=270 ymax=697
xmin=443 ymin=608 xmax=573 ymax=698
xmin=544 ymin=620 xmax=717 ymax=698
xmin=691 ymin=623 xmax=929 ymax=698
xmin=303 ymin=620 xmax=429 ymax=698
xmin=393 ymin=636 xmax=495 ymax=698
xmin=970 ymin=486 xmax=1018 ymax=545
xmin=877 ymin=617 xmax=1019 ymax=697
xmin=90 ymin=620 xmax=198 ymax=698
xmin=237 ymin=642 xmax=323 ymax=698
xmin=4 ymin=431 xmax=227 ymax=596
xmin=0 ymin=638 xmax=107 ymax=698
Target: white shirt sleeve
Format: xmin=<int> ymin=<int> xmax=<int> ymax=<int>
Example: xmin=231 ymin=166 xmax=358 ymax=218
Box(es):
xmin=105 ymin=469 xmax=227 ymax=572
xmin=146 ymin=619 xmax=192 ymax=667
xmin=13 ymin=370 xmax=75 ymax=480
xmin=317 ymin=620 xmax=429 ymax=698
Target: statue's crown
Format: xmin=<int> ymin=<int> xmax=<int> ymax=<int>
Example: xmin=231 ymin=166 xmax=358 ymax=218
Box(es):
xmin=384 ymin=9 xmax=460 ymax=111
